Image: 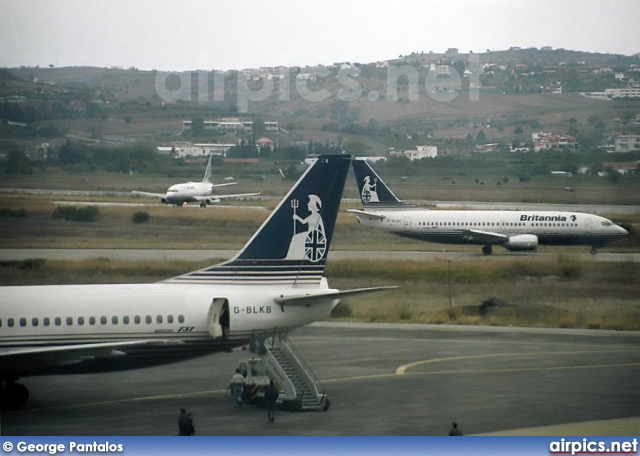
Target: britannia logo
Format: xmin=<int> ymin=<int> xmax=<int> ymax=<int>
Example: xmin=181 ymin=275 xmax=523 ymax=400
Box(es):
xmin=285 ymin=194 xmax=326 ymax=262
xmin=361 ymin=175 xmax=380 ymax=203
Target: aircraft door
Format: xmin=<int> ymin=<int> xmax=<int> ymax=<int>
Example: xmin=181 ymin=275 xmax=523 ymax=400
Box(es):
xmin=585 ymin=217 xmax=592 ymax=233
xmin=207 ymin=298 xmax=230 ymax=339
xmin=404 ymin=217 xmax=411 ymax=232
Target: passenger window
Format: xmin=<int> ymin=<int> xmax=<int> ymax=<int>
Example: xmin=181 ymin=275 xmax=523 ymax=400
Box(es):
xmin=145 ymin=315 xmax=152 ymax=324
xmin=44 ymin=317 xmax=50 ymax=326
xmin=20 ymin=318 xmax=27 ymax=327
xmin=167 ymin=315 xmax=174 ymax=324
xmin=123 ymin=316 xmax=130 ymax=325
xmin=157 ymin=315 xmax=163 ymax=324
xmin=112 ymin=316 xmax=119 ymax=325
xmin=89 ymin=316 xmax=96 ymax=325
xmin=66 ymin=317 xmax=73 ymax=326
xmin=178 ymin=315 xmax=185 ymax=324
xmin=78 ymin=317 xmax=85 ymax=325
xmin=55 ymin=317 xmax=61 ymax=326
xmin=32 ymin=318 xmax=39 ymax=327
xmin=100 ymin=316 xmax=107 ymax=325
xmin=8 ymin=319 xmax=14 ymax=327
xmin=135 ymin=315 xmax=141 ymax=324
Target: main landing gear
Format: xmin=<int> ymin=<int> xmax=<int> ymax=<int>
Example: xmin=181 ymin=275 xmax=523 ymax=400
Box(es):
xmin=482 ymin=245 xmax=493 ymax=255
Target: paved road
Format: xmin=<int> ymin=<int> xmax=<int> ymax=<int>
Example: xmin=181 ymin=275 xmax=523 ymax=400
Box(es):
xmin=1 ymin=248 xmax=638 ymax=263
xmin=3 ymin=323 xmax=639 ymax=436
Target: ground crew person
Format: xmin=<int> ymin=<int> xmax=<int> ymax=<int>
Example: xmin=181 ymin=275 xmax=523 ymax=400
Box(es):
xmin=228 ymin=368 xmax=245 ymax=408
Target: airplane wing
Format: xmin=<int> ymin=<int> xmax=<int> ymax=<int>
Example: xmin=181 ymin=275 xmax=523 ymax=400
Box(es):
xmin=274 ymin=286 xmax=399 ymax=306
xmin=0 ymin=339 xmax=181 ymax=374
xmin=346 ymin=209 xmax=386 ymax=221
xmin=210 ymin=182 xmax=238 ymax=188
xmin=131 ymin=191 xmax=166 ymax=198
xmin=192 ymin=192 xmax=260 ymax=202
xmin=462 ymin=229 xmax=509 ymax=244
xmin=0 ymin=339 xmax=179 ymax=358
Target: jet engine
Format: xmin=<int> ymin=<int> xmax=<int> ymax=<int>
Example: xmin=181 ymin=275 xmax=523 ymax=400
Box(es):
xmin=504 ymin=234 xmax=538 ymax=251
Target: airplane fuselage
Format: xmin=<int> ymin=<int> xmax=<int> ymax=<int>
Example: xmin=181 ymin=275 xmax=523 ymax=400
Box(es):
xmin=355 ymin=209 xmax=627 ymax=249
xmin=0 ymin=282 xmax=337 ymax=377
xmin=162 ymin=182 xmax=214 ymax=205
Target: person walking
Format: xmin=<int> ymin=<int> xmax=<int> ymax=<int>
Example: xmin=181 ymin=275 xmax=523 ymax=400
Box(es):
xmin=178 ymin=408 xmax=194 ymax=436
xmin=448 ymin=421 xmax=463 ymax=436
xmin=264 ymin=380 xmax=279 ymax=423
xmin=228 ymin=368 xmax=245 ymax=408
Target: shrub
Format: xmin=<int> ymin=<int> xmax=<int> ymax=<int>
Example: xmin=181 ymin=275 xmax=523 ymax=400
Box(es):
xmin=52 ymin=206 xmax=99 ymax=222
xmin=132 ymin=211 xmax=150 ymax=224
xmin=330 ymin=303 xmax=353 ymax=318
xmin=0 ymin=208 xmax=27 ymax=217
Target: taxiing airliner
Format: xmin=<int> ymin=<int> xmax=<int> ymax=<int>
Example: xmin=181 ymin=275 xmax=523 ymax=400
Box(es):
xmin=133 ymin=155 xmax=259 ymax=207
xmin=0 ymin=154 xmax=393 ymax=407
xmin=349 ymin=159 xmax=627 ymax=255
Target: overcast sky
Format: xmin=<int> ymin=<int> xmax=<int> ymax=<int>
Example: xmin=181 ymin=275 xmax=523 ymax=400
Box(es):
xmin=1 ymin=0 xmax=638 ymax=71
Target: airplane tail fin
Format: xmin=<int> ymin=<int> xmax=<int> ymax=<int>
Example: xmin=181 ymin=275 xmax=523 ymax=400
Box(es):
xmin=202 ymin=155 xmax=213 ymax=183
xmin=352 ymin=158 xmax=409 ymax=209
xmin=167 ymin=154 xmax=352 ymax=286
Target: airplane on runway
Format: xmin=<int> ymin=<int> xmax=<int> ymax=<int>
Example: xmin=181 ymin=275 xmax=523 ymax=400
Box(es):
xmin=133 ymin=155 xmax=259 ymax=207
xmin=348 ymin=159 xmax=628 ymax=255
xmin=0 ymin=154 xmax=393 ymax=407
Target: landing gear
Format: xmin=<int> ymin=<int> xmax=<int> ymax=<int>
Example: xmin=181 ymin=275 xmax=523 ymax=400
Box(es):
xmin=1 ymin=380 xmax=29 ymax=408
xmin=200 ymin=201 xmax=207 ymax=208
xmin=590 ymin=247 xmax=597 ymax=255
xmin=482 ymin=245 xmax=493 ymax=255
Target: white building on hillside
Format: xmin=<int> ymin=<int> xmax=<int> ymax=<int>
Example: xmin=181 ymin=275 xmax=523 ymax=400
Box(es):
xmin=157 ymin=142 xmax=235 ymax=158
xmin=390 ymin=145 xmax=438 ymax=160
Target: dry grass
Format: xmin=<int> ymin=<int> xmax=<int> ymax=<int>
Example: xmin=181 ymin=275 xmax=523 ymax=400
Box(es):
xmin=1 ymin=254 xmax=638 ymax=330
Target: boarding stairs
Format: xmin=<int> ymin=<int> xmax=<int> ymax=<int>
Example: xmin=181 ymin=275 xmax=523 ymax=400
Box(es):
xmin=249 ymin=330 xmax=329 ymax=411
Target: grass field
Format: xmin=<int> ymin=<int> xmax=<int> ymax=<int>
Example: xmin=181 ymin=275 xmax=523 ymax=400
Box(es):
xmin=1 ymin=181 xmax=638 ymax=332
xmin=1 ymin=255 xmax=638 ymax=331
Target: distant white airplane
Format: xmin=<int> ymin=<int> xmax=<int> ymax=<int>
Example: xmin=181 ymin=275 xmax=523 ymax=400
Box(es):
xmin=349 ymin=159 xmax=628 ymax=255
xmin=0 ymin=154 xmax=394 ymax=407
xmin=133 ymin=155 xmax=259 ymax=207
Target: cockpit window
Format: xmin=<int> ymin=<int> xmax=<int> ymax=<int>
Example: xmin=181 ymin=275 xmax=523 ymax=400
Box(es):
xmin=601 ymin=221 xmax=612 ymax=226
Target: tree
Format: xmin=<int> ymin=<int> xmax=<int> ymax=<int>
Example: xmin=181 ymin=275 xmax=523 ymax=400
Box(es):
xmin=6 ymin=150 xmax=33 ymax=174
xmin=476 ymin=130 xmax=486 ymax=143
xmin=58 ymin=140 xmax=86 ymax=165
xmin=191 ymin=115 xmax=204 ymax=136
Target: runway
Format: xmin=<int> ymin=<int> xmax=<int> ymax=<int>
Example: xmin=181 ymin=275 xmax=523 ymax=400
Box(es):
xmin=1 ymin=248 xmax=639 ymax=263
xmin=3 ymin=323 xmax=639 ymax=436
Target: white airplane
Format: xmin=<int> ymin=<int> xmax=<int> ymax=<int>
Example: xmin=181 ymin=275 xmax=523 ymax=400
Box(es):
xmin=133 ymin=155 xmax=259 ymax=207
xmin=349 ymin=159 xmax=628 ymax=255
xmin=0 ymin=154 xmax=393 ymax=407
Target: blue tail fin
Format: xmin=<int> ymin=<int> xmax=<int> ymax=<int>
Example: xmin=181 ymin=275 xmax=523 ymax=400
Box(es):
xmin=352 ymin=159 xmax=408 ymax=209
xmin=168 ymin=154 xmax=352 ymax=285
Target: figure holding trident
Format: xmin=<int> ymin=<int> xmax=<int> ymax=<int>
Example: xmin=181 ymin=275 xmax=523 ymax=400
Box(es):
xmin=361 ymin=175 xmax=379 ymax=203
xmin=286 ymin=194 xmax=326 ymax=262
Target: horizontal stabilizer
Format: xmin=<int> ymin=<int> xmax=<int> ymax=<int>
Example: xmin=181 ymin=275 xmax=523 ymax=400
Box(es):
xmin=210 ymin=182 xmax=237 ymax=188
xmin=274 ymin=286 xmax=399 ymax=306
xmin=347 ymin=209 xmax=386 ymax=220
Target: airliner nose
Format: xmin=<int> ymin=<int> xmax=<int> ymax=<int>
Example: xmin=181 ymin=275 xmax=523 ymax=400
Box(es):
xmin=617 ymin=225 xmax=628 ymax=236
